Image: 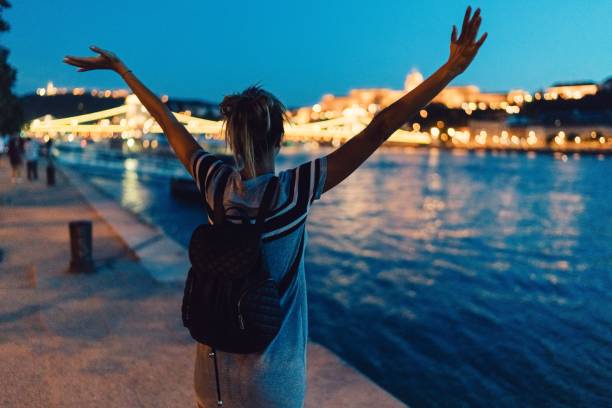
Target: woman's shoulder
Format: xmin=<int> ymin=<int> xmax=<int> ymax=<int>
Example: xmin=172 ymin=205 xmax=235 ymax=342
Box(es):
xmin=277 ymin=156 xmax=327 ymax=206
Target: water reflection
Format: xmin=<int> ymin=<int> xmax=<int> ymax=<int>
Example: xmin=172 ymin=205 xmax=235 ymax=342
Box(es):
xmin=62 ymin=147 xmax=612 ymax=407
xmin=307 ymin=148 xmax=612 ymax=406
xmin=121 ymin=159 xmax=143 ymax=211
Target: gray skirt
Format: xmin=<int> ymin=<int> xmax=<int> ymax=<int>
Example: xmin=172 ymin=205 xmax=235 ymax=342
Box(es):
xmin=194 ymin=342 xmax=306 ymax=407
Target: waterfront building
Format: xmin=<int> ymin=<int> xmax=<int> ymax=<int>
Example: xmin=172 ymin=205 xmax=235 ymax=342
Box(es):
xmin=433 ymin=86 xmax=508 ymax=109
xmin=293 ymin=69 xmax=528 ymax=124
xmin=35 ymin=81 xmax=130 ymax=100
xmin=544 ymin=81 xmax=599 ymax=100
xmin=22 ymin=75 xmax=612 ymax=153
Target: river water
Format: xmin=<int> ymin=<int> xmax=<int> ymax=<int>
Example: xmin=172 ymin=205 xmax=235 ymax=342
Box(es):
xmin=59 ymin=146 xmax=612 ymax=407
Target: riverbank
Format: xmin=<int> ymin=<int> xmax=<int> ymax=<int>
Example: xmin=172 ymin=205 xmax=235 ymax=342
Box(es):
xmin=0 ymin=158 xmax=404 ymax=407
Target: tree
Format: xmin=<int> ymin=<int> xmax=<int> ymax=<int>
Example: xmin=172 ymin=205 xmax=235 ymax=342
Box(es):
xmin=0 ymin=0 xmax=23 ymax=135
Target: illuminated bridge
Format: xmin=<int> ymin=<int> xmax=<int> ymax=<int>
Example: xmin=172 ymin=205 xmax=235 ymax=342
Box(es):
xmin=25 ymin=95 xmax=432 ymax=146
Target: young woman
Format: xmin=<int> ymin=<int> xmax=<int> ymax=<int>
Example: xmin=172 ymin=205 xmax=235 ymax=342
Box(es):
xmin=7 ymin=133 xmax=24 ymax=183
xmin=64 ymin=6 xmax=486 ymax=407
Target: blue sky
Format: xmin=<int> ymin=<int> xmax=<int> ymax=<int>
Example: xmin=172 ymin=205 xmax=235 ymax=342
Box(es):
xmin=4 ymin=0 xmax=611 ymax=107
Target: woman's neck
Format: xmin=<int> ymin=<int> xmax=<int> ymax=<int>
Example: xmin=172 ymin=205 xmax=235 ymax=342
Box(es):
xmin=239 ymin=158 xmax=276 ymax=180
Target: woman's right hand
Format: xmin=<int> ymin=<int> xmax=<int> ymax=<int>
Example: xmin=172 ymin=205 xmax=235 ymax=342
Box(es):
xmin=445 ymin=6 xmax=487 ymax=79
xmin=64 ymin=46 xmax=129 ymax=74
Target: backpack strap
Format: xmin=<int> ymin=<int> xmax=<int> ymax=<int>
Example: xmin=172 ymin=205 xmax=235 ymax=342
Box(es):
xmin=255 ymin=176 xmax=279 ymax=228
xmin=278 ymin=230 xmax=305 ymax=296
xmin=225 ymin=205 xmax=251 ymax=225
xmin=212 ymin=167 xmax=232 ymax=225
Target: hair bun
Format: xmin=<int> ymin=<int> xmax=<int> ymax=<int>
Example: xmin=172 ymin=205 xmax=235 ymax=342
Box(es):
xmin=221 ymin=85 xmax=273 ymax=118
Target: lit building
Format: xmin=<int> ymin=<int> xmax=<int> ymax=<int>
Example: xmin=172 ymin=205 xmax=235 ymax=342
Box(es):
xmin=545 ymin=81 xmax=598 ymax=100
xmin=36 ymin=81 xmax=68 ymax=97
xmin=35 ymin=82 xmax=129 ymax=99
xmin=293 ymin=69 xmax=529 ymax=124
xmin=433 ymin=86 xmax=509 ymax=109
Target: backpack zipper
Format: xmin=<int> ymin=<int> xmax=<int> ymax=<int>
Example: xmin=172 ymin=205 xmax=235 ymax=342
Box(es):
xmin=209 ymin=347 xmax=223 ymax=405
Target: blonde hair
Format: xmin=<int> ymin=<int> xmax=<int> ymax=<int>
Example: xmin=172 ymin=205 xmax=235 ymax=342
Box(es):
xmin=220 ymin=86 xmax=287 ymax=179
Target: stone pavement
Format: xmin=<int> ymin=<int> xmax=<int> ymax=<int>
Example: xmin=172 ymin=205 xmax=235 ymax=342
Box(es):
xmin=0 ymin=157 xmax=405 ymax=407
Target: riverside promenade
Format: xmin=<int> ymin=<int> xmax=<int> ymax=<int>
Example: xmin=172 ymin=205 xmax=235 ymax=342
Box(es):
xmin=0 ymin=158 xmax=404 ymax=408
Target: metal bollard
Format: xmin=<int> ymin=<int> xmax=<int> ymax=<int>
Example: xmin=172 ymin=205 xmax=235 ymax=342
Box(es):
xmin=46 ymin=164 xmax=56 ymax=186
xmin=68 ymin=220 xmax=94 ymax=273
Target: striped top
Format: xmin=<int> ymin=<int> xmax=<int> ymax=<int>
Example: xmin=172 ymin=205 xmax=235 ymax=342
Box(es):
xmin=189 ymin=148 xmax=327 ymax=407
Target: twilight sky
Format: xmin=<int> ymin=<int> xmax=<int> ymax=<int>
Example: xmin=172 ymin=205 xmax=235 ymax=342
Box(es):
xmin=3 ymin=0 xmax=611 ymax=107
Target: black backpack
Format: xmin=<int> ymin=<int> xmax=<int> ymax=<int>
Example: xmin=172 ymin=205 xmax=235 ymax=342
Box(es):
xmin=181 ymin=169 xmax=304 ymax=354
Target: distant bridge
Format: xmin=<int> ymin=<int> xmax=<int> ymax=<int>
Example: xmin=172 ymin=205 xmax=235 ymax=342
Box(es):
xmin=25 ymin=95 xmax=431 ymax=145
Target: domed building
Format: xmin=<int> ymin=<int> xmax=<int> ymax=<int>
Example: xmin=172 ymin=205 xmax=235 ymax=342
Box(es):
xmin=404 ymin=69 xmax=424 ymax=92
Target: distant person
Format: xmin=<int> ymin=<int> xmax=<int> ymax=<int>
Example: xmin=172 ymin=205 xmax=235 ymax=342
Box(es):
xmin=7 ymin=134 xmax=24 ymax=183
xmin=0 ymin=135 xmax=6 ymax=157
xmin=64 ymin=6 xmax=486 ymax=407
xmin=24 ymin=138 xmax=40 ymax=181
xmin=45 ymin=138 xmax=54 ymax=160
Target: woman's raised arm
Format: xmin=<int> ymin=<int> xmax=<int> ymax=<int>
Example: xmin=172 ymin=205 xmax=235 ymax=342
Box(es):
xmin=322 ymin=6 xmax=487 ymax=193
xmin=64 ymin=46 xmax=200 ymax=172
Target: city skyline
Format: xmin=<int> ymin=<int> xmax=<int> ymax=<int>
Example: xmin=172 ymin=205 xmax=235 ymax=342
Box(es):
xmin=4 ymin=1 xmax=612 ymax=106
xmin=27 ymin=70 xmax=607 ymax=108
